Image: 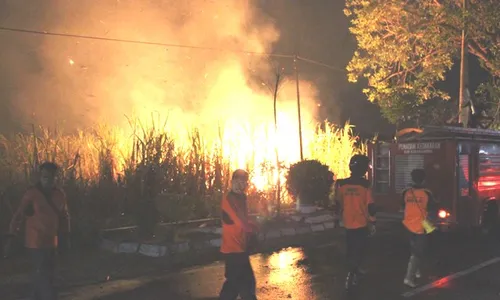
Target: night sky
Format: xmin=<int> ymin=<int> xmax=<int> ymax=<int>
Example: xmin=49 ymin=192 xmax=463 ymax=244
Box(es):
xmin=260 ymin=0 xmax=395 ymax=136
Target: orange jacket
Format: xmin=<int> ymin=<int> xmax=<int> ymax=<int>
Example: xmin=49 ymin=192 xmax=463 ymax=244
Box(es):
xmin=9 ymin=186 xmax=70 ymax=249
xmin=402 ymin=186 xmax=436 ymax=234
xmin=220 ymin=191 xmax=254 ymax=254
xmin=335 ymin=177 xmax=376 ymax=230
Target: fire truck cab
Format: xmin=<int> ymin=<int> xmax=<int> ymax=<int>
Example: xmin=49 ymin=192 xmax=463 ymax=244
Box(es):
xmin=368 ymin=126 xmax=500 ymax=233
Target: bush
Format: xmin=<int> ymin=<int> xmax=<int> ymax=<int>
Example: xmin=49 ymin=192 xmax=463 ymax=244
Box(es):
xmin=286 ymin=159 xmax=334 ymax=207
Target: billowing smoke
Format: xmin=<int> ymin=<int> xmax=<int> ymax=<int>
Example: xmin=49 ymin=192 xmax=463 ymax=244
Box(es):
xmin=0 ymin=0 xmax=318 ymax=154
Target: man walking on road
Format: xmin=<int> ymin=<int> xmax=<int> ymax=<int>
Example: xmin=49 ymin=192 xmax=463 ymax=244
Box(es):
xmin=7 ymin=162 xmax=71 ymax=300
xmin=219 ymin=169 xmax=258 ymax=300
xmin=402 ymin=168 xmax=437 ymax=288
xmin=334 ymin=154 xmax=376 ymax=290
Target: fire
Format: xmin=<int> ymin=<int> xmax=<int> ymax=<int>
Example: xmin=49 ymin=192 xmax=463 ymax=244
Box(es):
xmin=220 ymin=110 xmax=315 ymax=190
xmin=22 ymin=0 xmax=320 ymax=191
xmin=112 ymin=106 xmax=316 ymax=192
xmin=124 ymin=68 xmax=317 ymax=191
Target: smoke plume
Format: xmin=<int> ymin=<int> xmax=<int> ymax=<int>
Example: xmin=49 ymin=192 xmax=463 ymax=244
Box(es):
xmin=0 ymin=0 xmax=318 ymax=152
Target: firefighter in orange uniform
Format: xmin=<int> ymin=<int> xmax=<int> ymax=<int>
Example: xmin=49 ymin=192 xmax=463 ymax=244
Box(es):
xmin=334 ymin=154 xmax=376 ymax=290
xmin=219 ymin=169 xmax=258 ymax=300
xmin=8 ymin=162 xmax=71 ymax=300
xmin=402 ymin=168 xmax=437 ymax=288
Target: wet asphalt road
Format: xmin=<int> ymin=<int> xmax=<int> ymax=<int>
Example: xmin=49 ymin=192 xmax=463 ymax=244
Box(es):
xmin=31 ymin=226 xmax=500 ymax=299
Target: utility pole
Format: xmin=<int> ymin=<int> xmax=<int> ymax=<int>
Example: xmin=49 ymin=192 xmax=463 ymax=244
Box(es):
xmin=273 ymin=71 xmax=281 ymax=217
xmin=458 ymin=0 xmax=469 ymax=125
xmin=294 ymin=55 xmax=304 ymax=161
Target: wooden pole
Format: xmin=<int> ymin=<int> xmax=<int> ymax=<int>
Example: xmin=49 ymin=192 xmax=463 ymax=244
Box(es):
xmin=273 ymin=72 xmax=281 ymax=217
xmin=458 ymin=0 xmax=469 ymax=125
xmin=294 ymin=55 xmax=304 ymax=161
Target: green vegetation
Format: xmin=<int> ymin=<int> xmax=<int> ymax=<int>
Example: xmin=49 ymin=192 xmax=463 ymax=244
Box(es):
xmin=286 ymin=160 xmax=334 ymax=208
xmin=345 ymin=0 xmax=500 ymax=125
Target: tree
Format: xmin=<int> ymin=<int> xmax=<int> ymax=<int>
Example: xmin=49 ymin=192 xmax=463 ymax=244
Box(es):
xmin=345 ymin=0 xmax=500 ymax=125
xmin=474 ymin=79 xmax=500 ymax=128
xmin=286 ymin=160 xmax=334 ymax=208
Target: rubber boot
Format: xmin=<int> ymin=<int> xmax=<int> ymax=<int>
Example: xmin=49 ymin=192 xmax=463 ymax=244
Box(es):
xmin=345 ymin=272 xmax=358 ymax=291
xmin=404 ymin=255 xmax=419 ymax=288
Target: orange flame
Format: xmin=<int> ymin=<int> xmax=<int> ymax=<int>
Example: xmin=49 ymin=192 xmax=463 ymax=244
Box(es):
xmin=125 ymin=72 xmax=317 ymax=191
xmin=33 ymin=1 xmax=321 ymax=192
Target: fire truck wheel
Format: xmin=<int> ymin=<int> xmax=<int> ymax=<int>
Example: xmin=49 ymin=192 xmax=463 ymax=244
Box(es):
xmin=469 ymin=224 xmax=488 ymax=239
xmin=465 ymin=200 xmax=500 ymax=240
xmin=481 ymin=200 xmax=499 ymax=237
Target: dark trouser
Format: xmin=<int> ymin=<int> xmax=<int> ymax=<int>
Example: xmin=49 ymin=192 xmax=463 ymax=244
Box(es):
xmin=405 ymin=232 xmax=427 ymax=281
xmin=219 ymin=253 xmax=257 ymax=300
xmin=29 ymin=248 xmax=57 ymax=300
xmin=346 ymin=227 xmax=369 ymax=273
xmin=409 ymin=232 xmax=427 ymax=259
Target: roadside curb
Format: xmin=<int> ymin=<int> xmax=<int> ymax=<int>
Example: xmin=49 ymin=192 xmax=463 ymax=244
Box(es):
xmin=99 ymin=211 xmax=401 ymax=258
xmin=100 ymin=218 xmax=340 ymax=258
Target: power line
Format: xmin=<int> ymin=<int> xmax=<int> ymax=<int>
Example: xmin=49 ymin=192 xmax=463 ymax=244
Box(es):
xmin=0 ymin=25 xmax=345 ymax=72
xmin=0 ymin=26 xmax=293 ymax=58
xmin=297 ymin=55 xmax=345 ymax=72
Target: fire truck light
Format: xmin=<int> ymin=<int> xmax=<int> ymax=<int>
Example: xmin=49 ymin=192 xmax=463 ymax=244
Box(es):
xmin=438 ymin=210 xmax=448 ymax=219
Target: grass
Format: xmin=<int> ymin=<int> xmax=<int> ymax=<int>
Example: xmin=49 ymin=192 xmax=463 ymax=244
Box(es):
xmin=310 ymin=120 xmax=367 ymax=180
xmin=0 ymin=118 xmax=365 ymax=240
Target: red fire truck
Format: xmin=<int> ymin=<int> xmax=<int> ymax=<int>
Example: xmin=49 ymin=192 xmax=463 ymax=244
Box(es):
xmin=368 ymin=126 xmax=500 ymax=233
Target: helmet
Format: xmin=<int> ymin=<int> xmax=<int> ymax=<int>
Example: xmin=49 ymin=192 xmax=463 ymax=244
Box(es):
xmin=349 ymin=154 xmax=370 ymax=175
xmin=411 ymin=168 xmax=426 ymax=184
